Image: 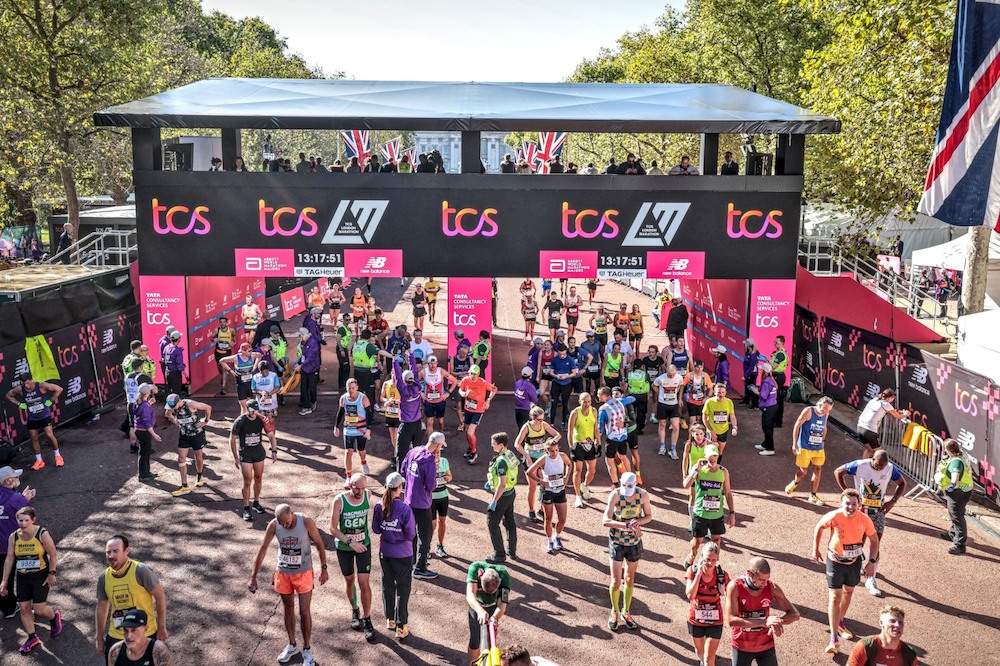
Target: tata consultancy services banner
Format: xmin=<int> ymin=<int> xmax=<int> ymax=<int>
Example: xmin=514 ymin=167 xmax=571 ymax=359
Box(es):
xmin=133 ymin=172 xmax=801 ymax=280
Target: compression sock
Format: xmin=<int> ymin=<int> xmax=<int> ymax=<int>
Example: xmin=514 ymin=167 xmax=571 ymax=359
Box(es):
xmin=624 ymin=585 xmax=635 ymax=612
xmin=350 ymin=587 xmax=358 ymax=608
xmin=609 ymin=586 xmax=621 ymax=613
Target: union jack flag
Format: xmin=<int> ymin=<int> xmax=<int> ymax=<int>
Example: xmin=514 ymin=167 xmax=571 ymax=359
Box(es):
xmin=522 ymin=141 xmax=538 ymax=171
xmin=381 ymin=136 xmax=401 ymax=163
xmin=341 ymin=130 xmax=371 ymax=164
xmin=402 ymin=147 xmax=417 ymax=166
xmin=533 ymin=131 xmax=567 ymax=174
xmin=919 ymin=0 xmax=1000 ymax=231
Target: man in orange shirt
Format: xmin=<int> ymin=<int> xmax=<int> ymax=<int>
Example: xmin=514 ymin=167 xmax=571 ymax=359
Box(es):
xmin=813 ymin=488 xmax=879 ymax=656
xmin=458 ymin=365 xmax=496 ymax=465
xmin=847 ymin=605 xmax=918 ymax=666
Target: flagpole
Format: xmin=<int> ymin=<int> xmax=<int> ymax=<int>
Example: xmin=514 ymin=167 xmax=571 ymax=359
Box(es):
xmin=961 ymin=225 xmax=991 ymax=315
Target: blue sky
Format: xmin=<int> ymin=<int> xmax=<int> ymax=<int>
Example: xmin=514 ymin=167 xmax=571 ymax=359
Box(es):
xmin=200 ymin=0 xmax=680 ymax=81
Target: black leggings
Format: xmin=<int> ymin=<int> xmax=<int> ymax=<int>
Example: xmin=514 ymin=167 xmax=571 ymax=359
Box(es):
xmin=551 ymin=382 xmax=573 ymax=425
xmin=380 ymin=554 xmax=413 ymax=626
xmin=136 ymin=429 xmax=154 ymax=477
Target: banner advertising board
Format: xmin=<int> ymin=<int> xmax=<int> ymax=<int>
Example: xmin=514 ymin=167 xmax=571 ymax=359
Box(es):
xmin=679 ymin=279 xmax=749 ymax=393
xmin=134 ymin=172 xmax=801 ymax=280
xmin=747 ymin=279 xmax=796 ymax=384
xmin=448 ymin=278 xmax=493 ymax=384
xmin=138 ymin=275 xmax=188 ymax=371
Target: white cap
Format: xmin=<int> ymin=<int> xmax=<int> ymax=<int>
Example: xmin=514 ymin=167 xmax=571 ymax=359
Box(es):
xmin=402 ymin=370 xmax=415 ymax=382
xmin=744 ymin=338 xmax=755 ymax=347
xmin=298 ymin=327 xmax=310 ymax=336
xmin=710 ymin=344 xmax=727 ymax=354
xmin=165 ymin=326 xmax=177 ymax=334
xmin=385 ymin=472 xmax=405 ymax=489
xmin=0 ymin=466 xmax=23 ymax=483
xmin=761 ymin=363 xmax=773 ymax=374
xmin=169 ymin=331 xmax=181 ymax=340
xmin=521 ymin=366 xmax=533 ymax=377
xmin=138 ymin=383 xmax=155 ymax=395
xmin=619 ymin=472 xmax=638 ymax=497
xmin=427 ymin=355 xmax=438 ymax=363
xmin=453 ymin=328 xmax=464 ymax=337
xmin=310 ymin=306 xmax=322 ymax=314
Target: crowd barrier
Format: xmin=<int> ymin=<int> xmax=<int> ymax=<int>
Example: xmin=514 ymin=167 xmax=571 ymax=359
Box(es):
xmin=793 ymin=305 xmax=999 ymax=506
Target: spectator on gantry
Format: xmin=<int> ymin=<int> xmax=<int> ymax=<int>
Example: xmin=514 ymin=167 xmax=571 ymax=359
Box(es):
xmin=720 ymin=151 xmax=739 ymax=175
xmin=669 ymin=155 xmax=701 ymax=176
xmin=346 ymin=157 xmax=362 ymax=173
xmin=500 ymin=154 xmax=516 ymax=173
xmin=330 ymin=160 xmax=345 ymax=173
xmin=315 ymin=157 xmax=329 ymax=173
xmin=565 ymin=162 xmax=578 ymax=174
xmin=604 ymin=157 xmax=617 ymax=174
xmin=209 ymin=157 xmax=223 ymax=172
xmin=295 ymin=153 xmax=311 ymax=173
xmin=616 ymin=153 xmax=646 ymax=175
xmin=365 ymin=155 xmax=381 ymax=173
xmin=397 ymin=155 xmax=413 ymax=174
xmin=516 ymin=159 xmax=532 ymax=174
xmin=646 ymin=160 xmax=665 ymax=175
xmin=548 ymin=156 xmax=565 ymax=173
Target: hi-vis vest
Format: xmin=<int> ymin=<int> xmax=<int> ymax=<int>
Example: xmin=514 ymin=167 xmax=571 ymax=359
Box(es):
xmin=935 ymin=453 xmax=974 ymax=491
xmin=352 ymin=341 xmax=376 ymax=368
xmin=627 ymin=369 xmax=650 ymax=395
xmin=487 ymin=450 xmax=519 ymax=493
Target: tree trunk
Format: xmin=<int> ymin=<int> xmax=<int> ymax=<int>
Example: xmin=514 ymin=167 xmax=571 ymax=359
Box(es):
xmin=961 ymin=225 xmax=991 ymax=315
xmin=59 ymin=161 xmax=80 ymax=229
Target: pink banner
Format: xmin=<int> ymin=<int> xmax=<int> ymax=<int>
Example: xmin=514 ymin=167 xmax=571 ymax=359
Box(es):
xmin=345 ymin=248 xmax=403 ymax=278
xmin=235 ymin=248 xmax=295 ymax=277
xmin=139 ymin=275 xmax=189 ymax=372
xmin=538 ymin=250 xmax=599 ymax=279
xmin=679 ymin=279 xmax=749 ymax=393
xmin=647 ymin=251 xmax=705 ymax=280
xmin=748 ymin=279 xmax=796 ymax=383
xmin=281 ymin=287 xmax=306 ymax=319
xmin=448 ymin=278 xmax=493 ymax=384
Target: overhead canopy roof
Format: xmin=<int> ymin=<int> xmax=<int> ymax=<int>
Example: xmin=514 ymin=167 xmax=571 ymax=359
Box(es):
xmin=94 ymin=79 xmax=841 ymax=134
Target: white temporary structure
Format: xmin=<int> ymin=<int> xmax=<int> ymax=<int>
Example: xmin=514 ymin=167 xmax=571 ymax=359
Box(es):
xmin=910 ymin=229 xmax=1000 ymax=272
xmin=957 ymin=309 xmax=1000 ymax=383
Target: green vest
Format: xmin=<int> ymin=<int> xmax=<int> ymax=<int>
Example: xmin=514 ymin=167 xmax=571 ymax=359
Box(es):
xmin=473 ymin=340 xmax=491 ymax=361
xmin=694 ymin=466 xmax=726 ymax=519
xmin=487 ymin=450 xmax=519 ymax=494
xmin=352 ymin=340 xmax=376 ymax=368
xmin=627 ymin=369 xmax=650 ymax=395
xmin=336 ymin=491 xmax=371 ymax=551
xmin=271 ymin=337 xmax=287 ymax=361
xmin=338 ymin=325 xmax=353 ymax=349
xmin=935 ymin=453 xmax=974 ymax=491
xmin=770 ymin=349 xmax=788 ymax=373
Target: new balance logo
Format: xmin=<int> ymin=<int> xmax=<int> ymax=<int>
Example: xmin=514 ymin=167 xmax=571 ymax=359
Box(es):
xmin=621 ymin=203 xmax=690 ymax=247
xmin=364 ymin=256 xmax=388 ymax=269
xmin=666 ymin=258 xmax=689 ymax=270
xmin=321 ymin=200 xmax=389 ymax=245
xmin=830 ymin=332 xmax=843 ymax=348
xmin=911 ymin=366 xmax=928 ymax=385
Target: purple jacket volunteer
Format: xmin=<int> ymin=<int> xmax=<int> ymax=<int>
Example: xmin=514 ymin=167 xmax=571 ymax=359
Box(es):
xmin=394 ymin=356 xmax=423 ymax=423
xmin=401 ymin=446 xmax=436 ymax=510
xmin=513 ymin=378 xmax=538 ymax=410
xmin=372 ymin=500 xmax=416 ymax=559
xmin=299 ymin=335 xmax=321 ymax=374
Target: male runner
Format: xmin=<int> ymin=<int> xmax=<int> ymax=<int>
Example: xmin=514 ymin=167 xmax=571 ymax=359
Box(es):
xmin=580 ymin=331 xmax=604 ymax=395
xmin=846 ymin=605 xmax=918 ymax=666
xmin=683 ymin=444 xmax=736 ymax=566
xmin=450 ymin=344 xmax=473 ymax=432
xmin=249 ymin=504 xmax=329 ymax=666
xmin=653 ymin=365 xmax=684 ymax=459
xmin=252 ymin=360 xmax=282 ymax=451
xmin=567 ymin=393 xmax=599 ymax=508
xmin=458 ymin=365 xmax=497 ymax=464
xmin=549 ymin=344 xmax=578 ymax=429
xmin=220 ymin=343 xmax=261 ymax=414
xmin=230 ymin=400 xmax=275 ymax=521
xmin=786 ymin=397 xmax=834 ymax=505
xmin=521 ymin=294 xmax=539 ymax=341
xmin=834 ymin=451 xmax=906 ymax=598
xmin=813 ymin=488 xmax=880 ymax=655
xmin=726 ymin=557 xmax=799 ymax=666
xmin=466 ymin=561 xmax=511 ymax=665
xmin=7 ymin=375 xmax=64 ymax=470
xmin=330 ymin=473 xmax=377 ymax=642
xmin=683 ymin=360 xmax=714 ymax=427
xmin=212 ymin=316 xmax=235 ymax=395
xmin=597 ymin=387 xmax=635 ymax=486
xmin=333 ymin=379 xmax=373 ymax=477
xmin=121 ymin=358 xmax=150 ymax=452
xmin=422 ymin=355 xmax=458 ymax=434
xmin=564 ymin=286 xmax=583 ymax=339
xmin=424 ymin=277 xmax=441 ymax=323
xmin=544 ymin=291 xmax=564 ymax=342
xmin=106 ymin=610 xmax=173 ymax=666
xmin=702 ymin=383 xmax=737 ymax=459
xmin=242 ymin=294 xmax=263 ymax=345
xmin=485 ymin=432 xmax=520 ymax=564
xmin=602 ymin=471 xmax=652 ymax=632
xmin=163 ymin=394 xmax=212 ymax=497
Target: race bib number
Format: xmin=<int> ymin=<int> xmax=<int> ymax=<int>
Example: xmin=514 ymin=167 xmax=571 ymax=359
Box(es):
xmin=217 ymin=342 xmax=230 ymax=350
xmin=427 ymin=390 xmax=441 ymax=400
xmin=547 ymin=473 xmax=565 ymax=491
xmin=647 ymin=369 xmax=660 ymax=379
xmin=16 ymin=559 xmax=40 ymax=570
xmin=742 ymin=610 xmax=766 ymax=631
xmin=278 ymin=551 xmax=302 ymax=569
xmin=385 ymin=404 xmax=399 ymax=417
xmin=606 ymin=369 xmax=619 ymax=378
xmin=664 ymin=392 xmax=678 ymax=405
xmin=239 ymin=373 xmax=252 ymax=383
xmin=695 ymin=603 xmax=720 ymax=622
xmin=244 ymin=433 xmax=261 ymax=447
xmin=177 ymin=415 xmax=194 ymax=425
xmin=713 ymin=413 xmax=728 ymax=424
xmin=588 ymin=364 xmax=599 ymax=373
xmin=808 ymin=434 xmax=824 ymax=446
xmin=861 ymin=496 xmax=882 ymax=508
xmin=691 ymin=391 xmax=704 ymax=401
xmin=465 ymin=398 xmax=479 ymax=411
xmin=701 ymin=497 xmax=721 ymax=512
xmin=347 ymin=532 xmax=365 ymax=543
xmin=620 ymin=505 xmax=641 ymax=520
xmin=531 ymin=441 xmax=546 ymax=452
xmin=345 ymin=415 xmax=359 ymax=426
xmin=841 ymin=543 xmax=863 ymax=559
xmin=28 ymin=403 xmax=44 ymax=414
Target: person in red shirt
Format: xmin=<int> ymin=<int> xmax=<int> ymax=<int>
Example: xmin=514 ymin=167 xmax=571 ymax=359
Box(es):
xmin=847 ymin=605 xmax=918 ymax=666
xmin=685 ymin=542 xmax=730 ymax=666
xmin=458 ymin=366 xmax=496 ymax=464
xmin=725 ymin=556 xmax=799 ymax=666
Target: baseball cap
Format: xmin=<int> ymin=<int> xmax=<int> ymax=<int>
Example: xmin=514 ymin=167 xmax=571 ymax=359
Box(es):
xmin=119 ymin=609 xmax=148 ymax=629
xmin=310 ymin=306 xmax=322 ymax=314
xmin=402 ymin=370 xmax=415 ymax=382
xmin=427 ymin=355 xmax=438 ymax=363
xmin=453 ymin=328 xmax=464 ymax=337
xmin=694 ymin=359 xmax=704 ymax=367
xmin=270 ymin=325 xmax=281 ymax=333
xmin=710 ymin=344 xmax=727 ymax=354
xmin=704 ymin=444 xmax=721 ymax=459
xmin=138 ymin=383 xmax=154 ymax=395
xmin=533 ymin=337 xmax=544 ymax=344
xmin=165 ymin=326 xmax=177 ymax=334
xmin=619 ymin=472 xmax=638 ymax=497
xmin=259 ymin=338 xmax=272 ymax=347
xmin=169 ymin=331 xmax=181 ymax=340
xmin=0 ymin=466 xmax=23 ymax=483
xmin=469 ymin=365 xmax=481 ymax=375
xmin=521 ymin=366 xmax=533 ymax=377
xmin=557 ymin=330 xmax=566 ymax=337
xmin=298 ymin=327 xmax=310 ymax=336
xmin=385 ymin=472 xmax=405 ymax=489
xmin=744 ymin=338 xmax=755 ymax=347
xmin=761 ymin=363 xmax=773 ymax=374
xmin=165 ymin=393 xmax=180 ymax=408
xmin=246 ymin=399 xmax=260 ymax=411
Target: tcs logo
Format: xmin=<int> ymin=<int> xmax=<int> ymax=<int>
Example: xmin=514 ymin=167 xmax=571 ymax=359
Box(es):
xmin=755 ymin=314 xmax=779 ymax=328
xmin=453 ymin=313 xmax=477 ymax=326
xmin=442 ymin=201 xmax=498 ymax=237
xmin=824 ymin=366 xmax=846 ymax=389
xmin=152 ymin=198 xmax=210 ymax=235
xmin=863 ymin=344 xmax=883 ymax=372
xmin=146 ymin=312 xmax=171 ymax=325
xmin=727 ymin=203 xmax=783 ymax=239
xmin=259 ymin=200 xmax=317 ymax=237
xmin=562 ymin=202 xmax=619 ymax=239
xmin=955 ymin=383 xmax=979 ymax=417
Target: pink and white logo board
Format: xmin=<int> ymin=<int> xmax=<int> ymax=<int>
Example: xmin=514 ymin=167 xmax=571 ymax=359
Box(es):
xmin=448 ymin=278 xmax=493 ymax=384
xmin=678 ymin=279 xmax=748 ymax=394
xmin=281 ymin=288 xmax=307 ymax=320
xmin=345 ymin=249 xmax=403 ymax=278
xmin=647 ymin=251 xmax=705 ymax=280
xmin=139 ymin=275 xmax=189 ymax=372
xmin=539 ymin=251 xmax=598 ymax=279
xmin=235 ymin=248 xmax=295 ymax=277
xmin=748 ymin=279 xmax=796 ymax=383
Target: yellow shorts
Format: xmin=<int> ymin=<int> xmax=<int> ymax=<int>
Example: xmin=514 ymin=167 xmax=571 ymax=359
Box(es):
xmin=795 ymin=449 xmax=825 ymax=468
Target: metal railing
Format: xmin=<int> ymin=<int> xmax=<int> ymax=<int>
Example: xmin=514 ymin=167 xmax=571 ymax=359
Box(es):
xmin=877 ymin=417 xmax=947 ymax=501
xmin=47 ymin=229 xmax=137 ymax=268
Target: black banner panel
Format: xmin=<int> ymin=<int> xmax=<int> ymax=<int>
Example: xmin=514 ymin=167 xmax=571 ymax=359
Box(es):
xmin=133 ymin=172 xmax=802 ymax=280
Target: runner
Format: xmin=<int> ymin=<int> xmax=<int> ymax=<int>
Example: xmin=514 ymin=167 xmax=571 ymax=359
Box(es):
xmin=653 ymin=364 xmax=684 ymax=459
xmin=835 ymin=450 xmax=906 ymax=597
xmin=212 ymin=315 xmax=235 ymax=395
xmin=248 ymin=504 xmax=329 ymax=666
xmin=541 ymin=276 xmax=552 ymax=298
xmin=411 ymin=282 xmax=428 ymax=331
xmin=602 ymin=471 xmax=652 ymax=632
xmin=627 ymin=304 xmax=644 ymax=347
xmin=544 ymin=291 xmax=564 ymax=342
xmin=485 ymin=432 xmax=520 ymax=564
xmin=670 ymin=336 xmax=692 ymax=429
xmin=6 ymin=375 xmax=64 ymax=470
xmin=334 ymin=378 xmax=373 ymax=477
xmin=559 ymin=277 xmax=568 ymax=298
xmin=95 ymin=535 xmax=168 ymax=664
xmin=589 ymin=306 xmax=610 ymax=348
xmin=846 ymin=605 xmax=918 ymax=666
xmin=586 ymin=277 xmax=599 ymax=305
xmin=521 ymin=294 xmax=539 ymax=341
xmin=518 ymin=278 xmax=536 ymax=301
xmin=526 ymin=438 xmax=571 ymax=554
xmin=458 ymin=365 xmax=497 ymax=464
xmin=431 ymin=441 xmax=453 ymax=560
xmin=328 ymin=280 xmax=344 ymax=320
xmin=856 ymin=389 xmax=911 ymax=459
xmin=472 ymin=331 xmax=492 ymax=376
xmin=0 ymin=507 xmax=62 ymax=654
xmin=640 ymin=346 xmax=665 ymax=429
xmin=0 ymin=466 xmax=36 ymax=622
xmin=120 ymin=359 xmax=150 ymax=453
xmin=813 ymin=489 xmax=880 ymax=655
xmin=580 ymin=331 xmax=604 ymax=395
xmin=422 ymin=354 xmax=457 ymax=435
xmin=597 ymin=386 xmax=635 ymax=486
xmin=230 ymin=400 xmax=275 ymax=521
xmin=106 ymin=610 xmax=173 ymax=666
xmin=626 ymin=359 xmax=652 ymax=435
xmin=683 ymin=444 xmax=736 ymax=566
xmin=612 ymin=302 xmax=630 ymax=337
xmin=242 ymin=295 xmax=263 ymax=345
xmin=565 ymin=286 xmax=583 ymax=339
xmin=466 ymin=561 xmax=511 ymax=665
xmin=372 ymin=473 xmax=416 ymax=640
xmin=602 ymin=342 xmax=625 ymax=391
xmin=786 ymin=397 xmax=834 ymax=505
xmin=329 ymin=473 xmax=377 ymax=642
xmin=450 ymin=344 xmax=474 ymax=432
xmin=536 ymin=339 xmax=555 ymax=418
xmin=402 ymin=432 xmax=445 ymax=580
xmin=513 ymin=407 xmax=561 ymax=523
xmin=567 ymin=393 xmax=599 ymax=508
xmin=424 ymin=277 xmax=442 ymax=323
xmin=220 ymin=343 xmax=261 ymax=414
xmin=685 ymin=542 xmax=730 ymax=666
xmin=726 ymin=557 xmax=800 ymax=666
xmin=252 ymin=360 xmax=281 ymax=450
xmin=513 ymin=367 xmax=539 ymax=432
xmin=163 ymin=394 xmax=212 ymax=497
xmin=683 ymin=360 xmax=714 ymax=427
xmin=409 ymin=327 xmax=433 ymax=366
xmin=681 ymin=423 xmax=710 ymax=529
xmin=606 ymin=329 xmax=634 ymax=367
xmin=702 ymin=383 xmax=737 ymax=460
xmin=614 ymin=386 xmax=644 ymax=485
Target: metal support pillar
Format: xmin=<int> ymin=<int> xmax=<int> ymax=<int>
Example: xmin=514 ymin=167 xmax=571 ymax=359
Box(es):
xmin=221 ymin=128 xmax=242 ymax=170
xmin=131 ymin=128 xmax=162 ymax=171
xmin=700 ymin=133 xmax=719 ymax=175
xmin=775 ymin=134 xmax=805 ymax=176
xmin=461 ymin=131 xmax=481 ymax=174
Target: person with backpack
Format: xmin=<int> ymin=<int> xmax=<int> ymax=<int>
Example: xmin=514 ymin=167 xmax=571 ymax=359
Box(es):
xmin=846 ymin=605 xmax=917 ymax=666
xmin=685 ymin=541 xmax=730 ymax=666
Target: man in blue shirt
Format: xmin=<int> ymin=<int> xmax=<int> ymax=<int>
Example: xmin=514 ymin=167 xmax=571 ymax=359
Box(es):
xmin=549 ymin=346 xmax=578 ymax=430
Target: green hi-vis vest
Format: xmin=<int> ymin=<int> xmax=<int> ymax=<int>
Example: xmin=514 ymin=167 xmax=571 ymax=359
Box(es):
xmin=352 ymin=340 xmax=376 ymax=368
xmin=627 ymin=369 xmax=650 ymax=395
xmin=487 ymin=450 xmax=519 ymax=494
xmin=935 ymin=453 xmax=974 ymax=491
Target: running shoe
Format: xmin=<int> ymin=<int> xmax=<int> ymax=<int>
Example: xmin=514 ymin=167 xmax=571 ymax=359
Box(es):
xmin=302 ymin=647 xmax=315 ymax=666
xmin=463 ymin=449 xmax=472 ymax=459
xmin=242 ymin=507 xmax=253 ymax=521
xmin=758 ymin=450 xmax=776 ymax=456
xmin=622 ymin=613 xmax=638 ymax=630
xmin=547 ymin=542 xmax=556 ymax=555
xmin=825 ymin=639 xmax=839 ymax=655
xmin=658 ymin=444 xmax=666 ymax=456
xmin=635 ymin=470 xmax=644 ymax=486
xmin=363 ymin=618 xmax=377 ymax=642
xmin=468 ymin=453 xmax=478 ymax=464
xmin=350 ymin=608 xmax=362 ymax=631
xmin=866 ymin=578 xmax=883 ymax=597
xmin=412 ymin=568 xmax=439 ymax=579
xmin=608 ymin=613 xmax=620 ymax=632
xmin=54 ymin=455 xmax=64 ymax=467
xmin=361 ymin=463 xmax=371 ymax=475
xmin=808 ymin=494 xmax=826 ymax=506
xmin=19 ymin=636 xmax=41 ymax=653
xmin=457 ymin=423 xmax=465 ymax=432
xmin=436 ymin=544 xmax=450 ymax=559
xmin=681 ymin=420 xmax=689 ymax=430
xmin=51 ymin=609 xmax=63 ymax=637
xmin=948 ymin=545 xmax=966 ymax=555
xmin=396 ymin=624 xmax=410 ymax=640
xmin=784 ymin=481 xmax=797 ymax=495
xmin=252 ymin=500 xmax=265 ymax=514
xmin=667 ymin=448 xmax=679 ymax=461
xmin=277 ymin=643 xmax=300 ymax=663
xmin=837 ymin=622 xmax=853 ymax=640
xmin=31 ymin=460 xmax=45 ymax=471
xmin=387 ymin=619 xmax=396 ymax=630
xmin=574 ymin=496 xmax=584 ymax=508
xmin=529 ymin=511 xmax=540 ymax=524
xmin=171 ymin=486 xmax=191 ymax=497
xmin=650 ymin=416 xmax=658 ymax=424
xmin=555 ymin=537 xmax=564 ymax=551
xmin=582 ymin=484 xmax=591 ymax=500
xmin=754 ymin=444 xmax=765 ymax=451
xmin=196 ymin=476 xmax=206 ymax=487
xmin=485 ymin=555 xmax=507 ymax=565
xmin=940 ymin=531 xmax=954 ymax=541
xmin=373 ymin=404 xmax=383 ymax=412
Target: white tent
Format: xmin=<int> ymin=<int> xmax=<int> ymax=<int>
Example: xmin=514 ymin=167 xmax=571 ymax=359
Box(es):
xmin=958 ymin=309 xmax=1000 ymax=383
xmin=910 ymin=230 xmax=1000 ymax=271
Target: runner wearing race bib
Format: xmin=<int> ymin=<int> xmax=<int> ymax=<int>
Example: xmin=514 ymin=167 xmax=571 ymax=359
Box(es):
xmin=525 ymin=438 xmax=572 ymax=553
xmin=457 ymin=366 xmax=496 ymax=464
xmin=683 ymin=360 xmax=714 ymax=427
xmin=565 ymin=287 xmax=582 ymax=339
xmin=567 ymin=393 xmax=599 ymax=508
xmin=653 ymin=365 xmax=684 ymax=459
xmin=702 ymin=383 xmax=737 ymax=457
xmin=330 ymin=473 xmax=376 ymax=641
xmin=602 ymin=472 xmax=652 ymax=632
xmin=514 ymin=407 xmax=561 ymax=524
xmin=685 ymin=541 xmax=730 ymax=666
xmin=230 ymin=403 xmax=274 ymax=521
xmin=683 ymin=444 xmax=736 ymax=568
xmin=212 ymin=316 xmax=235 ymax=395
xmin=220 ymin=344 xmax=262 ymax=413
xmin=335 ymin=379 xmax=373 ymax=478
xmin=786 ymin=397 xmax=833 ymax=506
xmin=727 ymin=557 xmax=801 ymax=665
xmin=431 ymin=447 xmax=453 ymax=559
xmin=164 ymin=394 xmax=212 ymax=497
